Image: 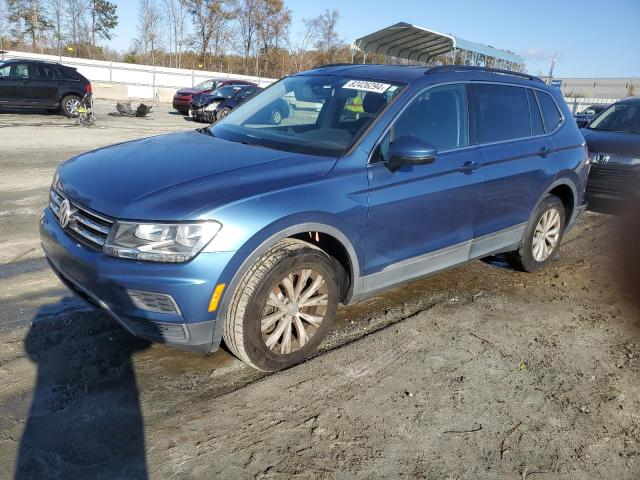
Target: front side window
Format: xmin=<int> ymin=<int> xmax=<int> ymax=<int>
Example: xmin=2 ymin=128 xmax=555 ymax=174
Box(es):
xmin=588 ymin=103 xmax=640 ymax=134
xmin=475 ymin=84 xmax=530 ymax=143
xmin=1 ymin=63 xmax=30 ymax=79
xmin=210 ymin=75 xmax=405 ymax=156
xmin=536 ymin=91 xmax=563 ymax=132
xmin=0 ymin=63 xmax=10 ymax=77
xmin=374 ymin=83 xmax=469 ymax=163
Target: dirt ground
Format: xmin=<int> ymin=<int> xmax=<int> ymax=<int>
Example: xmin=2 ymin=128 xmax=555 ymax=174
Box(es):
xmin=0 ymin=104 xmax=638 ymax=480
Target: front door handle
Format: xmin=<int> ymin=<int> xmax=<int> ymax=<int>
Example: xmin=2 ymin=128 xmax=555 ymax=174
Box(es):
xmin=537 ymin=146 xmax=553 ymax=157
xmin=459 ymin=161 xmax=480 ymax=173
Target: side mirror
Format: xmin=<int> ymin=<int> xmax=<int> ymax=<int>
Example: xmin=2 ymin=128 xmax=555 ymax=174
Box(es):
xmin=386 ymin=136 xmax=438 ymax=172
xmin=575 ymin=119 xmax=588 ymax=128
xmin=236 ymin=95 xmax=246 ymax=101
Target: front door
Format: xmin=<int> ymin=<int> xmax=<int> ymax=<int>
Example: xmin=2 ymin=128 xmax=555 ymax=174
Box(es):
xmin=0 ymin=62 xmax=32 ymax=106
xmin=365 ymin=83 xmax=483 ymax=293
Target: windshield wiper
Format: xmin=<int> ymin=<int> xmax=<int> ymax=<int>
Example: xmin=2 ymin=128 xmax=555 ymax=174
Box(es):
xmin=196 ymin=127 xmax=214 ymax=137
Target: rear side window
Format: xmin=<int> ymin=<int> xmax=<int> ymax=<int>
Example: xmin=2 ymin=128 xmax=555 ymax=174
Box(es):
xmin=474 ymin=84 xmax=530 ymax=143
xmin=527 ymin=89 xmax=545 ymax=135
xmin=535 ymin=91 xmax=563 ymax=132
xmin=59 ymin=67 xmax=82 ymax=81
xmin=34 ymin=64 xmax=61 ymax=80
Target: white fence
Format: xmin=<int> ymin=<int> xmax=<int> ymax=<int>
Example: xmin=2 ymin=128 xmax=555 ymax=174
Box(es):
xmin=1 ymin=50 xmax=276 ymax=102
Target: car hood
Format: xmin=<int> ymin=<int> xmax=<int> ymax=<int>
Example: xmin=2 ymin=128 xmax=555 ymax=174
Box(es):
xmin=176 ymin=88 xmax=207 ymax=96
xmin=581 ymin=128 xmax=640 ymax=157
xmin=191 ymin=93 xmax=223 ymax=107
xmin=57 ymin=130 xmax=337 ymax=220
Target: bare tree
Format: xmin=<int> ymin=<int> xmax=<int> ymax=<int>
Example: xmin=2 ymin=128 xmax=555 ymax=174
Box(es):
xmin=0 ymin=0 xmax=8 ymax=51
xmin=65 ymin=0 xmax=86 ymax=56
xmin=48 ymin=0 xmax=64 ymax=56
xmin=308 ymin=9 xmax=341 ymax=64
xmin=136 ymin=0 xmax=162 ymax=64
xmin=255 ymin=0 xmax=290 ymax=76
xmin=287 ymin=16 xmax=319 ymax=73
xmin=235 ymin=0 xmax=262 ymax=74
xmin=189 ymin=0 xmax=234 ymax=69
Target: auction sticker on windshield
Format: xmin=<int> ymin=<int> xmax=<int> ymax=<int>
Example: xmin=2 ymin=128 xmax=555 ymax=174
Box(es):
xmin=343 ymin=80 xmax=391 ymax=93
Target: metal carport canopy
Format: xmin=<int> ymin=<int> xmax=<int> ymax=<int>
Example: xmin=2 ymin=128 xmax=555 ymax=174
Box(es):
xmin=353 ymin=22 xmax=523 ymax=65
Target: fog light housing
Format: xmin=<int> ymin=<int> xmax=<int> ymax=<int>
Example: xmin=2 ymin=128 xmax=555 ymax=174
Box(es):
xmin=126 ymin=289 xmax=182 ymax=315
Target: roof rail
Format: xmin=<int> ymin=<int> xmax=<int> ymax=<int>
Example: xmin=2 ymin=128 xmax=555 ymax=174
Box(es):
xmin=426 ymin=65 xmax=543 ymax=83
xmin=312 ymin=63 xmax=354 ymax=70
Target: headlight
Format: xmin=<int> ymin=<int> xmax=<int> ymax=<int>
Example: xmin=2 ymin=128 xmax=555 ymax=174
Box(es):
xmin=204 ymin=101 xmax=220 ymax=111
xmin=104 ymin=221 xmax=221 ymax=263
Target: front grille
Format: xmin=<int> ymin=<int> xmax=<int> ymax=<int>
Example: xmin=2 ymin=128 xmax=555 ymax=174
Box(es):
xmin=49 ymin=187 xmax=114 ymax=249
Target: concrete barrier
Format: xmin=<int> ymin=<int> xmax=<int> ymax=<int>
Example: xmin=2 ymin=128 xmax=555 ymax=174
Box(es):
xmin=1 ymin=50 xmax=277 ymax=101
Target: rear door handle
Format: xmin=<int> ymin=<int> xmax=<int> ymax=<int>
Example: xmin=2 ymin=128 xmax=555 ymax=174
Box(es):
xmin=537 ymin=146 xmax=553 ymax=157
xmin=459 ymin=161 xmax=480 ymax=173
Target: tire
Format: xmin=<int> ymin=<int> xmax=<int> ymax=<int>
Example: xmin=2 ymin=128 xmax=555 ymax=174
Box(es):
xmin=508 ymin=195 xmax=566 ymax=272
xmin=218 ymin=107 xmax=232 ymax=120
xmin=223 ymin=239 xmax=340 ymax=371
xmin=270 ymin=108 xmax=283 ymax=125
xmin=60 ymin=95 xmax=82 ymax=118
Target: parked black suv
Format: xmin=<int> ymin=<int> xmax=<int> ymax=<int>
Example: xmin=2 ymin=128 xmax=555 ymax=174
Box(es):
xmin=0 ymin=59 xmax=92 ymax=117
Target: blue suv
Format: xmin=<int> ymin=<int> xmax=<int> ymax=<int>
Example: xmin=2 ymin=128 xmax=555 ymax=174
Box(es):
xmin=40 ymin=65 xmax=589 ymax=371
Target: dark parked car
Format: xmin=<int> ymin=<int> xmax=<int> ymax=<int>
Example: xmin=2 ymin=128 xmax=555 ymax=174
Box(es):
xmin=41 ymin=65 xmax=589 ymax=371
xmin=191 ymin=85 xmax=289 ymax=124
xmin=0 ymin=59 xmax=92 ymax=117
xmin=173 ymin=78 xmax=257 ymax=115
xmin=582 ymin=97 xmax=640 ymax=208
xmin=574 ymin=104 xmax=609 ymax=128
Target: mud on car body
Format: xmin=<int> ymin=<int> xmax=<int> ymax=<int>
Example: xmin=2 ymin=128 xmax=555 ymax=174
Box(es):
xmin=41 ymin=64 xmax=589 ymax=371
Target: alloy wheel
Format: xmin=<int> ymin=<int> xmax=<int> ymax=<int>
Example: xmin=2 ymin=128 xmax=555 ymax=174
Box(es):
xmin=532 ymin=207 xmax=561 ymax=262
xmin=261 ymin=269 xmax=328 ymax=355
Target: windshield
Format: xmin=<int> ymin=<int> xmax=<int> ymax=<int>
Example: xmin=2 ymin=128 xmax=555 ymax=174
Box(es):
xmin=194 ymin=79 xmax=216 ymax=90
xmin=209 ymin=75 xmax=405 ymax=156
xmin=588 ymin=103 xmax=640 ymax=133
xmin=212 ymin=86 xmax=243 ymax=98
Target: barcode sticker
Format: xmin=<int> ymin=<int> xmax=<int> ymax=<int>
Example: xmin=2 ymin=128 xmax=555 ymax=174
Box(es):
xmin=342 ymin=80 xmax=391 ymax=93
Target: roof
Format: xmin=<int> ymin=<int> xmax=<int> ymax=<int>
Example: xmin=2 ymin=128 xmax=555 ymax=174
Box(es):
xmin=1 ymin=58 xmax=62 ymax=66
xmin=618 ymin=96 xmax=640 ymax=105
xmin=302 ymin=64 xmax=544 ymax=88
xmin=353 ymin=22 xmax=523 ymax=65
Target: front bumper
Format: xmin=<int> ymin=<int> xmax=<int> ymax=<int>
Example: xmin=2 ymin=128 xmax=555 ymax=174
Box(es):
xmin=173 ymin=97 xmax=192 ymax=111
xmin=586 ymin=163 xmax=640 ymax=203
xmin=40 ymin=207 xmax=235 ymax=352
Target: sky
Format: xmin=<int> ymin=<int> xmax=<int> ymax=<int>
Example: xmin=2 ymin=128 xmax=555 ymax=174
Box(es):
xmin=111 ymin=0 xmax=640 ymax=78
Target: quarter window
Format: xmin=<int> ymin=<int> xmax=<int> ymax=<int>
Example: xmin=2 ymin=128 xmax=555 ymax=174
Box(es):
xmin=536 ymin=91 xmax=562 ymax=132
xmin=475 ymin=84 xmax=530 ymax=143
xmin=527 ymin=89 xmax=545 ymax=136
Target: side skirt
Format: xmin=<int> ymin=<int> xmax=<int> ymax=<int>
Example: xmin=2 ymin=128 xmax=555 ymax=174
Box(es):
xmin=350 ymin=223 xmax=526 ymax=303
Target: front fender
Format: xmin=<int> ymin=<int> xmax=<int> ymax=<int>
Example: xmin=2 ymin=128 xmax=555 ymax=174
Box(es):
xmin=208 ymin=214 xmax=363 ymax=352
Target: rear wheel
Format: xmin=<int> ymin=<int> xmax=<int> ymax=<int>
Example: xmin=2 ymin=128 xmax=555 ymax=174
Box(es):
xmin=60 ymin=95 xmax=82 ymax=117
xmin=508 ymin=195 xmax=566 ymax=272
xmin=223 ymin=239 xmax=339 ymax=371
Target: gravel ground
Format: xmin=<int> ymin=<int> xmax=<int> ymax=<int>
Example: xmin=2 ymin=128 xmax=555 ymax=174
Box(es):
xmin=0 ymin=103 xmax=638 ymax=479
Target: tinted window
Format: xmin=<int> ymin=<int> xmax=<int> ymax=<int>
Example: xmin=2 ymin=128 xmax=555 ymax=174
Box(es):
xmin=588 ymin=103 xmax=640 ymax=134
xmin=34 ymin=64 xmax=60 ymax=80
xmin=536 ymin=91 xmax=562 ymax=132
xmin=0 ymin=63 xmax=10 ymax=77
xmin=394 ymin=84 xmax=469 ymax=151
xmin=475 ymin=84 xmax=530 ymax=143
xmin=527 ymin=89 xmax=544 ymax=135
xmin=59 ymin=67 xmax=79 ymax=80
xmin=2 ymin=63 xmax=30 ymax=79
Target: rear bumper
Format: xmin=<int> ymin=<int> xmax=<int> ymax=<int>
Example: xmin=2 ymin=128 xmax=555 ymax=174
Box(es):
xmin=40 ymin=207 xmax=235 ymax=353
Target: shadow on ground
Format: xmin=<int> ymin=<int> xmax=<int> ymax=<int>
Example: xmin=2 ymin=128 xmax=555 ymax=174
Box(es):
xmin=14 ymin=300 xmax=154 ymax=480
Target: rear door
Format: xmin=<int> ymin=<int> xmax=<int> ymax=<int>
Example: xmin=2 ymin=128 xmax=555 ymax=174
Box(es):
xmin=469 ymin=83 xmax=557 ymax=256
xmin=30 ymin=63 xmax=62 ymax=107
xmin=365 ymin=83 xmax=484 ymax=290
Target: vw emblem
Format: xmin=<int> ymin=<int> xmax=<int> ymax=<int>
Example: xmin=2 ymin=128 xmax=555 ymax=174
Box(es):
xmin=59 ymin=199 xmax=72 ymax=228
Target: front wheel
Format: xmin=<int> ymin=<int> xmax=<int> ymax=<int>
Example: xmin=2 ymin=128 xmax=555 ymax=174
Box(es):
xmin=223 ymin=239 xmax=339 ymax=371
xmin=270 ymin=108 xmax=283 ymax=125
xmin=217 ymin=107 xmax=232 ymax=121
xmin=508 ymin=195 xmax=566 ymax=272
